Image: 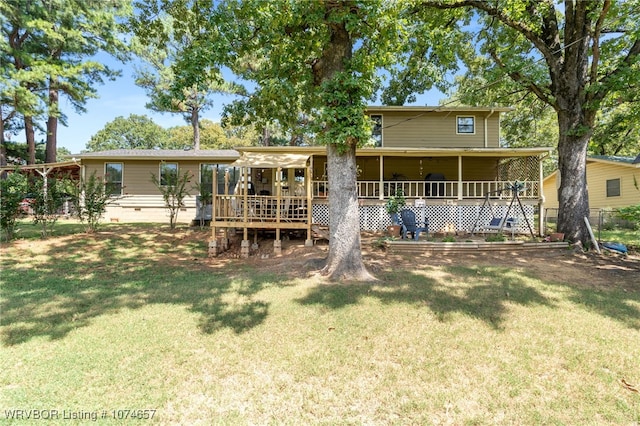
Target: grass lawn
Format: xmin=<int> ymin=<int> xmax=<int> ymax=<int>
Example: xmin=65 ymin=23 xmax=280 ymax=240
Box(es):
xmin=1 ymin=221 xmax=639 ymax=424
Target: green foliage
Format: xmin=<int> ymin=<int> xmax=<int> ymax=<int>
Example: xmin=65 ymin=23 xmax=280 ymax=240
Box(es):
xmin=28 ymin=176 xmax=69 ymax=238
xmin=442 ymin=235 xmax=456 ymax=242
xmin=615 ymin=205 xmax=640 ymax=230
xmin=0 ymin=171 xmax=28 ymax=240
xmin=130 ymin=3 xmax=242 ymax=150
xmin=68 ymin=171 xmax=117 ymax=233
xmin=1 ymin=0 xmax=132 ymax=161
xmin=384 ymin=189 xmax=406 ymax=214
xmin=150 ymin=165 xmax=193 ymax=229
xmin=590 ymin=102 xmax=640 ymax=156
xmin=193 ymin=180 xmax=212 ymax=229
xmin=167 ymin=119 xmax=259 ymax=149
xmin=485 ymin=233 xmax=506 ymax=242
xmin=86 ymin=114 xmax=177 ymax=151
xmin=1 ymin=141 xmax=46 ymax=165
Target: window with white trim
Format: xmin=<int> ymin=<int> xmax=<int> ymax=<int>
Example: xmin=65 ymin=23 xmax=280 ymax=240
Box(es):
xmin=456 ymin=116 xmax=475 ymax=134
xmin=105 ymin=163 xmax=123 ymax=196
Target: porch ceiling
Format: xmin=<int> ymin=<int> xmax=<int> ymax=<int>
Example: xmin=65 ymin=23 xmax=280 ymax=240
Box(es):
xmin=231 ymin=152 xmax=311 ymax=168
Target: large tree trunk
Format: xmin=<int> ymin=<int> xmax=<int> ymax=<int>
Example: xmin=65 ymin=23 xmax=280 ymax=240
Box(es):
xmin=45 ymin=83 xmax=58 ymax=163
xmin=321 ymin=143 xmax=375 ymax=281
xmin=314 ymin=2 xmax=375 ymax=281
xmin=556 ymin=110 xmax=590 ymax=244
xmin=24 ymin=116 xmax=36 ymax=165
xmin=0 ymin=110 xmax=6 ymax=168
xmin=191 ymin=108 xmax=200 ymax=150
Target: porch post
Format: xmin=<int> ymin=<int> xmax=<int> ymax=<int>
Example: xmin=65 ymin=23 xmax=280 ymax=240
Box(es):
xmin=378 ymin=155 xmax=384 ymax=200
xmin=274 ymin=167 xmax=282 ymax=255
xmin=538 ymin=154 xmax=545 ymax=237
xmin=457 ymin=156 xmax=463 ymax=200
xmin=209 ymin=164 xmax=220 ymax=257
xmin=241 ymin=167 xmax=250 ymax=258
xmin=305 ymin=160 xmax=313 ymax=247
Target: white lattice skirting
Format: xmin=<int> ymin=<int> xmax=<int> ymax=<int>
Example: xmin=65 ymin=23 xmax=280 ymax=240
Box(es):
xmin=312 ymin=204 xmax=535 ymax=234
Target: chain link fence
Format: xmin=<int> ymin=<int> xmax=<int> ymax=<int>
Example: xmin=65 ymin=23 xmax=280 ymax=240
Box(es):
xmin=544 ymin=207 xmax=639 ymax=237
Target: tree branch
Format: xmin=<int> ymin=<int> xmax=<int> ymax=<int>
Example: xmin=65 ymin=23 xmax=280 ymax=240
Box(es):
xmin=590 ymin=0 xmax=611 ymax=84
xmin=488 ymin=48 xmax=553 ymax=107
xmin=595 ymin=38 xmax=640 ymax=102
xmin=420 ymin=0 xmax=558 ymax=60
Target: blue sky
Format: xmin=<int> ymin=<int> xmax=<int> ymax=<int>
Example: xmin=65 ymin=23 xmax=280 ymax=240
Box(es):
xmin=54 ymin=59 xmax=446 ymax=155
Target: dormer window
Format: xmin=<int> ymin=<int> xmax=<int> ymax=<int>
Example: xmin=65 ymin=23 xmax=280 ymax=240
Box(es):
xmin=457 ymin=116 xmax=475 ymax=134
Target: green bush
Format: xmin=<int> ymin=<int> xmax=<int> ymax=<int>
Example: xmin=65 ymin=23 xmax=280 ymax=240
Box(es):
xmin=68 ymin=171 xmax=117 ymax=233
xmin=485 ymin=233 xmax=506 ymax=242
xmin=615 ymin=204 xmax=640 ymax=230
xmin=0 ymin=171 xmax=28 ymax=240
xmin=29 ymin=176 xmax=68 ymax=238
xmin=151 ymin=165 xmax=193 ymax=229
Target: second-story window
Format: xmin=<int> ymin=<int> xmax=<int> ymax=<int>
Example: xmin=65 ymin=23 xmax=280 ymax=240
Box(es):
xmin=160 ymin=162 xmax=178 ymax=186
xmin=457 ymin=116 xmax=475 ymax=134
xmin=370 ymin=114 xmax=383 ymax=147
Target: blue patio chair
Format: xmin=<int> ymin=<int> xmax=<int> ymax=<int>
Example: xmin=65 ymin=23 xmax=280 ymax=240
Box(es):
xmin=400 ymin=209 xmax=429 ymax=241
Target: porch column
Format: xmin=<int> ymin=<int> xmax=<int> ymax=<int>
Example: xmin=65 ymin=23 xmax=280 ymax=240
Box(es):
xmin=538 ymin=154 xmax=545 ymax=237
xmin=378 ymin=155 xmax=384 ymax=200
xmin=274 ymin=167 xmax=282 ymax=255
xmin=241 ymin=168 xmax=249 ymax=257
xmin=209 ymin=164 xmax=220 ymax=256
xmin=457 ymin=156 xmax=463 ymax=200
xmin=305 ymin=161 xmax=313 ymax=247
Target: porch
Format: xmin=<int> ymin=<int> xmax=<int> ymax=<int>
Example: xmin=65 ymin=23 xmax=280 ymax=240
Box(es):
xmin=207 ymin=147 xmax=550 ymax=257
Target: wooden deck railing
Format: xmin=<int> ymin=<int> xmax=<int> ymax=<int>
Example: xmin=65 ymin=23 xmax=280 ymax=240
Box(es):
xmin=213 ymin=194 xmax=308 ymax=222
xmin=312 ymin=180 xmax=540 ymax=200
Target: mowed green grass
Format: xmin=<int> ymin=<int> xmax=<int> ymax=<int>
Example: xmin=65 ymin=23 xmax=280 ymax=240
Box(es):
xmin=1 ymin=222 xmax=639 ymax=424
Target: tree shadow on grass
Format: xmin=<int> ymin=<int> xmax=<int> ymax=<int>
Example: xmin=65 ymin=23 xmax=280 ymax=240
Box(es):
xmin=0 ymin=230 xmax=279 ymax=346
xmin=298 ymin=261 xmax=640 ymax=331
xmin=297 ymin=265 xmax=553 ymax=330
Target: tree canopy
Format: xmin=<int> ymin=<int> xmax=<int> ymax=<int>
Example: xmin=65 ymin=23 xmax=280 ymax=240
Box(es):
xmin=402 ymin=0 xmax=640 ymax=244
xmin=1 ymin=0 xmax=131 ymax=163
xmin=131 ymin=0 xmax=244 ymax=150
xmin=85 ymin=114 xmax=176 ymax=151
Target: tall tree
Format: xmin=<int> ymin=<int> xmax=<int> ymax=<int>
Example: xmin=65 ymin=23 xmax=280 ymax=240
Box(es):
xmin=1 ymin=0 xmax=131 ymax=163
xmin=222 ymin=1 xmax=466 ymax=279
xmin=411 ymin=0 xmax=640 ymax=244
xmin=219 ymin=0 xmax=425 ymax=280
xmin=131 ymin=2 xmax=242 ymax=150
xmin=1 ymin=1 xmax=44 ymax=164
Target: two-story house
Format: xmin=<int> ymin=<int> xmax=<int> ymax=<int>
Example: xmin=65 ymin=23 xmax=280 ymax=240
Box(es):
xmin=73 ymin=106 xmax=551 ymax=253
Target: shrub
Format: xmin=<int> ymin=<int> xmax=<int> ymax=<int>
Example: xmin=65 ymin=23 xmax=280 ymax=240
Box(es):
xmin=0 ymin=171 xmax=28 ymax=240
xmin=151 ymin=166 xmax=193 ymax=229
xmin=485 ymin=233 xmax=506 ymax=242
xmin=68 ymin=171 xmax=117 ymax=233
xmin=615 ymin=204 xmax=640 ymax=230
xmin=29 ymin=175 xmax=68 ymax=238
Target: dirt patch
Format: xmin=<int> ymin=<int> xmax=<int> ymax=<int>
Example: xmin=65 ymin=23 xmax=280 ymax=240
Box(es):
xmin=209 ymin=231 xmax=639 ymax=290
